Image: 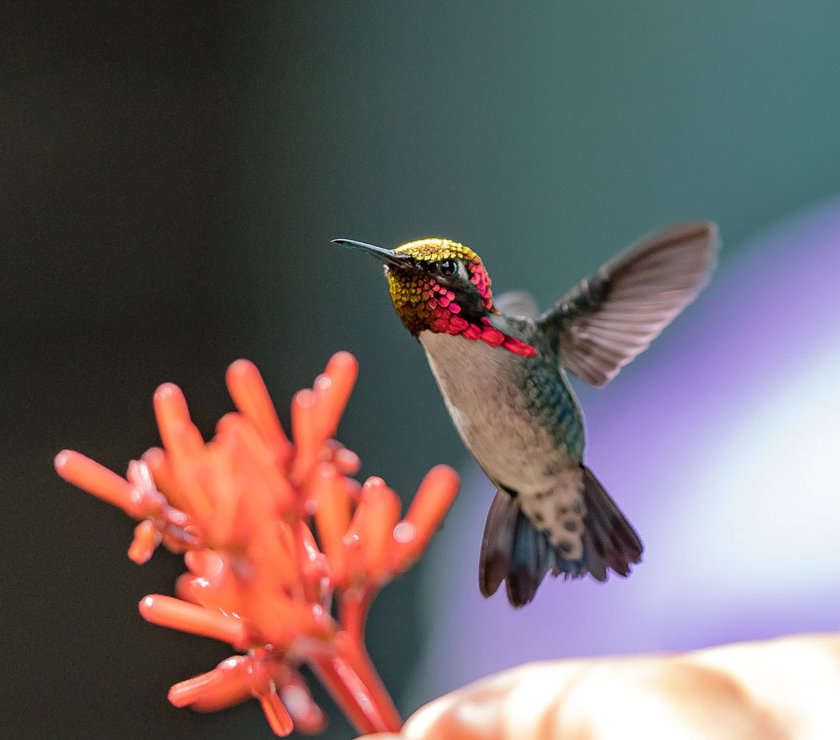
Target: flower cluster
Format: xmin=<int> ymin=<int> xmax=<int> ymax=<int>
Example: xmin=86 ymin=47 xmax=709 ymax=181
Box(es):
xmin=54 ymin=352 xmax=459 ymax=736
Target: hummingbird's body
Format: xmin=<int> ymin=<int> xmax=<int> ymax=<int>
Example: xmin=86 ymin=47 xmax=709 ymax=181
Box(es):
xmin=419 ymin=328 xmax=587 ymax=557
xmin=336 ymin=223 xmax=719 ymax=606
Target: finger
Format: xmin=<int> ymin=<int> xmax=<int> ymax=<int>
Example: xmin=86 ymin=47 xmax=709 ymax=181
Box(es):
xmin=358 ymin=661 xmax=584 ymax=740
xmin=357 ymin=634 xmax=840 ymax=739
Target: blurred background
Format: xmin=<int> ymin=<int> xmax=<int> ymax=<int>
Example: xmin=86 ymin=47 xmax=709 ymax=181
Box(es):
xmin=3 ymin=2 xmax=840 ymax=738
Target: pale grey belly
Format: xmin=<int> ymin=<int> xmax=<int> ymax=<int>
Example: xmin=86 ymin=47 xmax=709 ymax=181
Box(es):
xmin=419 ymin=332 xmax=575 ymax=494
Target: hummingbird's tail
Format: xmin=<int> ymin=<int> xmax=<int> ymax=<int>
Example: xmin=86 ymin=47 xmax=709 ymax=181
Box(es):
xmin=478 ymin=466 xmax=643 ymax=607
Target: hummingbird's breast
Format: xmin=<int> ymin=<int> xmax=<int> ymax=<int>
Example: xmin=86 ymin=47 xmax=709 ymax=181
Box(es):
xmin=418 ymin=330 xmax=585 ymax=495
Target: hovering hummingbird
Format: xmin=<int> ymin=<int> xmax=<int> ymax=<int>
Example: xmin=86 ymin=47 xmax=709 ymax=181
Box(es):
xmin=334 ymin=222 xmax=718 ymax=607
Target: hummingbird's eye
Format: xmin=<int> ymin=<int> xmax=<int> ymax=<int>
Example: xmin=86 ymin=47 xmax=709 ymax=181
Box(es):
xmin=438 ymin=259 xmax=457 ymax=277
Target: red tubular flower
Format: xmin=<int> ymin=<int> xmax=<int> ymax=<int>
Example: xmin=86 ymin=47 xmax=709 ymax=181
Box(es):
xmin=54 ymin=352 xmax=460 ymax=737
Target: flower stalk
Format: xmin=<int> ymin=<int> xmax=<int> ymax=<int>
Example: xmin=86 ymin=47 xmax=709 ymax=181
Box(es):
xmin=55 ymin=352 xmax=459 ymax=736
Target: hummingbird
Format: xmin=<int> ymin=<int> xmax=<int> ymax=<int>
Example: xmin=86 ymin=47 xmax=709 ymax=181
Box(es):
xmin=334 ymin=222 xmax=718 ymax=607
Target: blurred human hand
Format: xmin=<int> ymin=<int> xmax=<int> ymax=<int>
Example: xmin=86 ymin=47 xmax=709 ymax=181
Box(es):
xmin=358 ymin=633 xmax=840 ymax=739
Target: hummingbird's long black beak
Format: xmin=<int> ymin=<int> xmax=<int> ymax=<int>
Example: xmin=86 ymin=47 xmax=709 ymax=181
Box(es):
xmin=331 ymin=239 xmax=413 ymax=269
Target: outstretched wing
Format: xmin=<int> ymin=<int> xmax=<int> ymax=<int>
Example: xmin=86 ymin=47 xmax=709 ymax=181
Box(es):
xmin=538 ymin=221 xmax=719 ymax=387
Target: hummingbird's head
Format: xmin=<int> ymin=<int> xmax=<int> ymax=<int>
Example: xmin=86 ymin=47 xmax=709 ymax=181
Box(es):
xmin=334 ymin=237 xmax=536 ymax=357
xmin=334 ymin=237 xmax=494 ymax=334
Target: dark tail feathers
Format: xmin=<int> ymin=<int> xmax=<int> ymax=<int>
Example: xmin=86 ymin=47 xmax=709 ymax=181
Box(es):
xmin=478 ymin=465 xmax=643 ymax=607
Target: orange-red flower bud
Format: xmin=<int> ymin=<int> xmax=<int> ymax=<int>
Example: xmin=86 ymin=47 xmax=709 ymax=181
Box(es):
xmin=56 ymin=353 xmax=459 ymax=737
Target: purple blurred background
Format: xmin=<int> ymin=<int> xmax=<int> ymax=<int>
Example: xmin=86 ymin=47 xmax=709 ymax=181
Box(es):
xmin=408 ymin=197 xmax=840 ymax=703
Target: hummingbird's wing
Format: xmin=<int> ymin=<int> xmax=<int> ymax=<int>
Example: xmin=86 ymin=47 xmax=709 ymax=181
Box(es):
xmin=495 ymin=291 xmax=539 ymax=319
xmin=538 ymin=221 xmax=719 ymax=387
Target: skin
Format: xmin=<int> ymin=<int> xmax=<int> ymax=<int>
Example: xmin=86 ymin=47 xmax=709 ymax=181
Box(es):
xmin=356 ymin=633 xmax=840 ymax=740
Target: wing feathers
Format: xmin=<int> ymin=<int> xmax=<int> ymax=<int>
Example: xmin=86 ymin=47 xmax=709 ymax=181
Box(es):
xmin=539 ymin=221 xmax=719 ymax=386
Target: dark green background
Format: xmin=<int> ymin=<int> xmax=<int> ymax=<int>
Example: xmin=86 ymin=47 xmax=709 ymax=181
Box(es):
xmin=4 ymin=2 xmax=840 ymax=738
